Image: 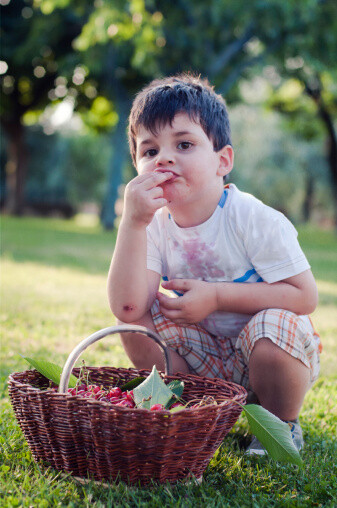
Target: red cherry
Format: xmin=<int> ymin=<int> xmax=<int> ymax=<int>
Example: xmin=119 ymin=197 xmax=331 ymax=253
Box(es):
xmin=150 ymin=404 xmax=164 ymax=411
xmin=109 ymin=397 xmax=123 ymax=404
xmin=109 ymin=387 xmax=123 ymax=398
xmin=116 ymin=399 xmax=134 ymax=408
xmin=125 ymin=391 xmax=134 ymax=402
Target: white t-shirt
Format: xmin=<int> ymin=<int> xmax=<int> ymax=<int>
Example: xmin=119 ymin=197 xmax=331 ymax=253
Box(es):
xmin=146 ymin=184 xmax=311 ymax=338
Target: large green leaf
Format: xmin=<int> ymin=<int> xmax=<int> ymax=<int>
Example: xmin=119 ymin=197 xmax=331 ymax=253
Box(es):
xmin=23 ymin=357 xmax=78 ymax=389
xmin=243 ymin=404 xmax=303 ymax=466
xmin=165 ymin=380 xmax=184 ymax=409
xmin=133 ymin=365 xmax=173 ymax=409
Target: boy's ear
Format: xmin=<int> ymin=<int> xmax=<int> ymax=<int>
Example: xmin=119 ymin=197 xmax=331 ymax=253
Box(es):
xmin=217 ymin=145 xmax=234 ymax=177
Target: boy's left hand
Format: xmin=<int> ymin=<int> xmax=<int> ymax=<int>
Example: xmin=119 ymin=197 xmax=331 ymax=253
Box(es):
xmin=157 ymin=279 xmax=218 ymax=325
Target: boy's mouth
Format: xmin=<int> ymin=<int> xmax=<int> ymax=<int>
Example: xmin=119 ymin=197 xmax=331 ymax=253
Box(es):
xmin=155 ymin=169 xmax=179 ymax=179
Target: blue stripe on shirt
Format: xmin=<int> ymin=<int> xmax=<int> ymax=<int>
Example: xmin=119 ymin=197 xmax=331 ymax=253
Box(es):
xmin=218 ymin=189 xmax=228 ymax=208
xmin=233 ymin=269 xmax=257 ymax=283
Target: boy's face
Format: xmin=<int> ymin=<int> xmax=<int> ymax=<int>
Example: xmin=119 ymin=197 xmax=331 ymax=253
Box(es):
xmin=135 ymin=113 xmax=233 ymax=212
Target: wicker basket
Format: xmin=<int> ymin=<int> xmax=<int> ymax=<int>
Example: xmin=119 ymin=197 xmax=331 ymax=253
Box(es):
xmin=8 ymin=325 xmax=247 ymax=485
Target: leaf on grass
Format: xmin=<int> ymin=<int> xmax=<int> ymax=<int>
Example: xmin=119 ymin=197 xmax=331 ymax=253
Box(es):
xmin=23 ymin=357 xmax=78 ymax=388
xmin=165 ymin=380 xmax=184 ymax=409
xmin=243 ymin=404 xmax=303 ymax=466
xmin=120 ymin=376 xmax=146 ymax=391
xmin=133 ymin=365 xmax=173 ymax=409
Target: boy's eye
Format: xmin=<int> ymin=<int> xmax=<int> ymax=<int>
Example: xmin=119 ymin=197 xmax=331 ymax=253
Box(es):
xmin=177 ymin=141 xmax=193 ymax=150
xmin=144 ymin=148 xmax=158 ymax=157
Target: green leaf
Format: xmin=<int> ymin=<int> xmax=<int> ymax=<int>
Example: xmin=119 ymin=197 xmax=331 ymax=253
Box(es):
xmin=165 ymin=380 xmax=184 ymax=409
xmin=243 ymin=404 xmax=303 ymax=466
xmin=23 ymin=357 xmax=78 ymax=389
xmin=169 ymin=405 xmax=186 ymax=413
xmin=133 ymin=365 xmax=173 ymax=409
xmin=167 ymin=380 xmax=184 ymax=398
xmin=120 ymin=376 xmax=146 ymax=391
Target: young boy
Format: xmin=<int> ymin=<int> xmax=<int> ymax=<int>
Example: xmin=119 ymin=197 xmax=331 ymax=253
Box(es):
xmin=107 ymin=74 xmax=321 ymax=455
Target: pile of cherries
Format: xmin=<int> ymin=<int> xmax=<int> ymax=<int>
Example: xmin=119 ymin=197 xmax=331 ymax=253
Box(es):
xmin=67 ymin=384 xmax=183 ymax=411
xmin=67 ymin=384 xmax=136 ymax=408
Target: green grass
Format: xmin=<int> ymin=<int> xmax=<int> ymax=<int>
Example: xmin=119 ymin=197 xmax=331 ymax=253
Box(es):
xmin=1 ymin=215 xmax=337 ymax=507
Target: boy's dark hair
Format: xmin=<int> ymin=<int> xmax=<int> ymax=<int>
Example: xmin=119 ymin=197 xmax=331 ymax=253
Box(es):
xmin=128 ymin=73 xmax=232 ymax=166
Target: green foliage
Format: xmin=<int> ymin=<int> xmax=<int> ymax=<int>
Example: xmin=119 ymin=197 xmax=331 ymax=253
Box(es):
xmin=81 ymin=96 xmax=119 ymax=132
xmin=266 ymin=73 xmax=337 ymax=142
xmin=1 ymin=0 xmax=85 ymax=117
xmin=2 ymin=0 xmax=337 ymax=223
xmin=16 ymin=127 xmax=110 ymax=210
xmin=120 ymin=376 xmax=146 ymax=391
xmin=23 ymin=357 xmax=78 ymax=388
xmin=166 ymin=379 xmax=184 ymax=398
xmin=230 ymin=105 xmax=332 ymax=223
xmin=65 ymin=131 xmax=111 ymax=204
xmin=4 ymin=0 xmax=334 ymax=124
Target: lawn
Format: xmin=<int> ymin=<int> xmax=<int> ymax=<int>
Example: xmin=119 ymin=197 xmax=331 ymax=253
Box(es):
xmin=1 ymin=215 xmax=336 ymax=507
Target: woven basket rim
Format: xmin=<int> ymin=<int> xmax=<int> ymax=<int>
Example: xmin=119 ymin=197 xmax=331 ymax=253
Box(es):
xmin=9 ymin=366 xmax=247 ymax=388
xmin=8 ymin=367 xmax=247 ymax=416
xmin=8 ymin=367 xmax=247 ymax=392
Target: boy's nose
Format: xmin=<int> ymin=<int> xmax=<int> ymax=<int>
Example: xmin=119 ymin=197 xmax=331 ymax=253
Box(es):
xmin=155 ymin=150 xmax=175 ymax=166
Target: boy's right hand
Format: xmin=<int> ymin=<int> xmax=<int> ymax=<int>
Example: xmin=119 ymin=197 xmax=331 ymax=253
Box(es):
xmin=122 ymin=171 xmax=174 ymax=228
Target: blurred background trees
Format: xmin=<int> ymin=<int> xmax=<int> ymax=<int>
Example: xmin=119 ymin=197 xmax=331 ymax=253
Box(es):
xmin=1 ymin=0 xmax=336 ymax=228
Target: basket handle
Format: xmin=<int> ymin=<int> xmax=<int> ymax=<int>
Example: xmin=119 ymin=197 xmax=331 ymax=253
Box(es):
xmin=58 ymin=325 xmax=172 ymax=393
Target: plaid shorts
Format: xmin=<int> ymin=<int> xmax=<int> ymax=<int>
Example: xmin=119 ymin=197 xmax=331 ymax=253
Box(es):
xmin=151 ymin=300 xmax=321 ymax=392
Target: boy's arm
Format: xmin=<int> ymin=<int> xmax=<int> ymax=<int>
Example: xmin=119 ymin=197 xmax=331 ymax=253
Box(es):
xmin=157 ymin=269 xmax=318 ymax=325
xmin=107 ymin=171 xmax=174 ymax=323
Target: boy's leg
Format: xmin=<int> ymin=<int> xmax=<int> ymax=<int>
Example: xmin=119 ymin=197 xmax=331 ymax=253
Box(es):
xmin=117 ymin=309 xmax=191 ymax=374
xmin=234 ymin=309 xmax=320 ymax=454
xmin=248 ymin=338 xmax=311 ymax=420
xmin=234 ymin=308 xmax=320 ymax=420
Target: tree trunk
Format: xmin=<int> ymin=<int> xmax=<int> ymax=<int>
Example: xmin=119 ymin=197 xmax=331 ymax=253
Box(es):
xmin=305 ymin=80 xmax=337 ymax=228
xmin=319 ymin=108 xmax=337 ymax=229
xmin=302 ymin=173 xmax=314 ymax=223
xmin=100 ymin=100 xmax=130 ymax=230
xmin=2 ymin=119 xmax=28 ymax=215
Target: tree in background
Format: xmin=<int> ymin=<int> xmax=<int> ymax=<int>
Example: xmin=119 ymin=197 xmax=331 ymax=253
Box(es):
xmin=267 ymin=72 xmax=337 ymax=225
xmin=1 ymin=0 xmax=164 ymax=225
xmin=0 ymin=0 xmax=86 ymax=214
xmin=71 ymin=0 xmax=164 ymax=228
xmin=230 ymin=103 xmax=330 ymax=224
xmin=153 ymin=0 xmax=337 ymax=223
xmin=1 ymin=0 xmax=336 ymax=226
xmin=66 ymin=0 xmax=337 ymax=227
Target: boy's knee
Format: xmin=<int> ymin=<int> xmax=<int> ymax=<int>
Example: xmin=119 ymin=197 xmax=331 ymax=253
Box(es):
xmin=250 ymin=337 xmax=286 ymax=365
xmin=116 ymin=313 xmax=166 ymax=371
xmin=250 ymin=337 xmax=310 ymax=379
